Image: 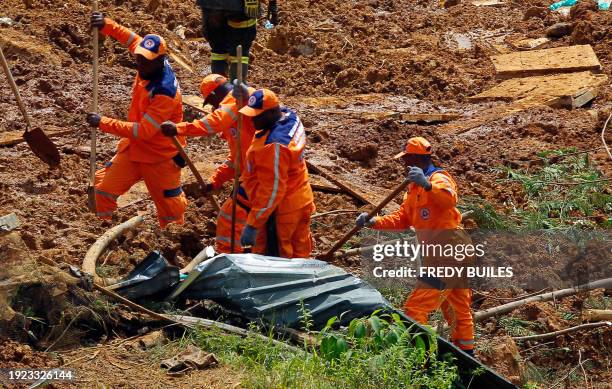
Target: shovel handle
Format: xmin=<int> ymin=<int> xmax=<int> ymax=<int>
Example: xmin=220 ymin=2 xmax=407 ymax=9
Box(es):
xmin=320 ymin=177 xmax=411 ymax=259
xmin=230 ymin=44 xmax=244 ymax=253
xmin=0 ymin=45 xmax=32 ymax=128
xmin=171 ymin=136 xmax=221 ymax=211
xmin=90 ymin=0 xmax=99 ymax=191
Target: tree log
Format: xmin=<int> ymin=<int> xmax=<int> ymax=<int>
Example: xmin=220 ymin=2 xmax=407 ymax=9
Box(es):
xmin=474 ymin=278 xmax=612 ymax=322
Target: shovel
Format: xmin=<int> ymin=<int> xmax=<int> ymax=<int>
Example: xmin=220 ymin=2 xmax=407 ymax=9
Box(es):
xmin=230 ymin=44 xmax=244 ymax=253
xmin=318 ymin=177 xmax=411 ymax=260
xmin=87 ymin=0 xmax=99 ymax=212
xmin=0 ymin=45 xmax=60 ymax=167
xmin=171 ymin=136 xmax=221 ymax=211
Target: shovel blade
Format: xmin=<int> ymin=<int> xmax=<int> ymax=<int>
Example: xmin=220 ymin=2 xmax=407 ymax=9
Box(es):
xmin=23 ymin=128 xmax=60 ymax=167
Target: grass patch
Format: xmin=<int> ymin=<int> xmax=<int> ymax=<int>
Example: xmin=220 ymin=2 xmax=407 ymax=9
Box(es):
xmin=461 ymin=149 xmax=611 ymax=231
xmin=187 ymin=311 xmax=461 ymax=388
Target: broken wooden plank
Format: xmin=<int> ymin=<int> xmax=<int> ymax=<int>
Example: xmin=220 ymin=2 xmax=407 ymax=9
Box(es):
xmin=491 ymin=45 xmax=602 ymax=78
xmin=508 ymin=37 xmax=550 ymax=51
xmin=0 ymin=213 xmax=19 ymax=234
xmin=316 ymin=109 xmax=461 ymax=123
xmin=306 ymin=161 xmax=373 ymax=205
xmin=470 ymin=71 xmax=608 ymax=102
xmin=182 ymin=94 xmax=212 ymax=114
xmin=549 ymin=87 xmax=599 ymax=109
xmin=0 ymin=128 xmax=74 ymax=147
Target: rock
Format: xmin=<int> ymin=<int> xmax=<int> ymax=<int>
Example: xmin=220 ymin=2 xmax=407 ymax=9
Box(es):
xmin=366 ymin=68 xmax=390 ymax=84
xmin=441 ymin=0 xmax=460 ymax=8
xmin=335 ymin=68 xmax=361 ymax=88
xmin=523 ymin=6 xmax=547 ymax=20
xmin=339 ymin=142 xmax=378 ymax=162
xmin=477 ymin=335 xmax=526 ymax=385
xmin=546 ymin=22 xmax=573 ymax=38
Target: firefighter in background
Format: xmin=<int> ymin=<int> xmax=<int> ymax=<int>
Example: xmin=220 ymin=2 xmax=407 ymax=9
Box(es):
xmin=160 ymin=75 xmax=256 ymax=253
xmin=197 ymin=0 xmax=278 ymax=80
xmin=355 ymin=137 xmax=475 ymax=355
xmin=238 ymin=89 xmax=315 ymax=258
xmin=86 ymin=12 xmax=187 ymax=228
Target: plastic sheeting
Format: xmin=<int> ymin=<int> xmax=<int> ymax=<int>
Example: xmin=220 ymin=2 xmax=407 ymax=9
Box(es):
xmin=181 ymin=253 xmax=389 ymax=329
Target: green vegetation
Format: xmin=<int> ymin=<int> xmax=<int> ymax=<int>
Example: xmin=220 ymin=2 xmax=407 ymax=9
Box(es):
xmin=462 ymin=148 xmax=611 ymax=231
xmin=184 ymin=310 xmax=462 ymax=388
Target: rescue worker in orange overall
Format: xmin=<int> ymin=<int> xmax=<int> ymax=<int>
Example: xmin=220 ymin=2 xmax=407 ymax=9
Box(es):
xmin=159 ymin=75 xmax=256 ymax=253
xmin=355 ymin=137 xmax=475 ymax=355
xmin=86 ymin=13 xmax=187 ymax=228
xmin=237 ymin=89 xmax=315 ymax=258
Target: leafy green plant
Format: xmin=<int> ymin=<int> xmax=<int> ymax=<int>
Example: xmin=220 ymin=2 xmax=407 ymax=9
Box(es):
xmin=189 ymin=311 xmax=458 ymax=388
xmin=462 ymin=149 xmax=610 ymax=231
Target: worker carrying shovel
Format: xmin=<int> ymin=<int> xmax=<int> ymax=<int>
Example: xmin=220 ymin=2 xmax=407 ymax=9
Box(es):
xmin=355 ymin=137 xmax=475 ymax=356
xmin=160 ymin=74 xmax=256 ymax=253
xmin=86 ymin=12 xmax=187 ymax=228
xmin=237 ymin=89 xmax=315 ymax=258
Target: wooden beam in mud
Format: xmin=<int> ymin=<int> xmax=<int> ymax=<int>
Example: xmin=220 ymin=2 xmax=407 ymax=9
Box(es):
xmin=470 ymin=71 xmax=608 ymax=103
xmin=182 ymin=94 xmax=212 ymax=114
xmin=0 ymin=128 xmax=74 ymax=147
xmin=491 ymin=45 xmax=602 ymax=78
xmin=306 ymin=161 xmax=374 ymax=206
xmin=316 ymin=109 xmax=461 ymax=123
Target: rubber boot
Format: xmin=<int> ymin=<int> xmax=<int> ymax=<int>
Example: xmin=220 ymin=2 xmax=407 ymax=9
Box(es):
xmin=211 ymin=59 xmax=229 ymax=78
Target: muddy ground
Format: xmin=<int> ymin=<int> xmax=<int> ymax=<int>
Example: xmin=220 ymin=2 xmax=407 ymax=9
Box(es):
xmin=0 ymin=0 xmax=611 ymax=387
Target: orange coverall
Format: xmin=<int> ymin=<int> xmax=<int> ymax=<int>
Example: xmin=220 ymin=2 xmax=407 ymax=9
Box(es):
xmin=242 ymin=108 xmax=315 ymax=258
xmin=372 ymin=167 xmax=474 ymax=351
xmin=176 ymin=92 xmax=256 ymax=253
xmin=94 ymin=19 xmax=187 ymax=228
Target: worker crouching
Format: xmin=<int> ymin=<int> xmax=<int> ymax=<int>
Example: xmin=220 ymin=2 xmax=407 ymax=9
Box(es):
xmin=356 ymin=137 xmax=475 ymax=355
xmin=160 ymin=75 xmax=256 ymax=253
xmin=238 ymin=89 xmax=315 ymax=258
xmin=86 ymin=13 xmax=187 ymax=228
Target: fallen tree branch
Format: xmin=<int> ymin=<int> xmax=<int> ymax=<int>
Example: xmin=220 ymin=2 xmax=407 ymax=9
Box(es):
xmin=513 ymin=321 xmax=611 ymax=342
xmin=583 ymin=309 xmax=612 ymax=322
xmin=602 ymin=113 xmax=612 ymax=160
xmin=82 ymin=214 xmax=146 ymax=286
xmin=547 ymin=356 xmax=591 ymax=389
xmin=474 ymin=278 xmax=612 ymax=322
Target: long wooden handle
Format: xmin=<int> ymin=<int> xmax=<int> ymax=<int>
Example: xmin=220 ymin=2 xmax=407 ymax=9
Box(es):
xmin=171 ymin=136 xmax=220 ymax=211
xmin=230 ymin=45 xmax=244 ymax=253
xmin=321 ymin=177 xmax=411 ymax=259
xmin=0 ymin=45 xmax=32 ymax=127
xmin=90 ymin=0 xmax=99 ymax=187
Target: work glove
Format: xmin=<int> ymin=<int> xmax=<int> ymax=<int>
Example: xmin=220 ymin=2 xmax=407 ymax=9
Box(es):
xmin=268 ymin=0 xmax=279 ymax=26
xmin=240 ymin=224 xmax=257 ymax=248
xmin=161 ymin=121 xmax=178 ymax=137
xmin=408 ymin=166 xmax=432 ymax=190
xmin=231 ymin=80 xmax=249 ymax=102
xmin=86 ymin=112 xmax=101 ymax=127
xmin=90 ymin=11 xmax=105 ymax=30
xmin=356 ymin=212 xmax=376 ymax=228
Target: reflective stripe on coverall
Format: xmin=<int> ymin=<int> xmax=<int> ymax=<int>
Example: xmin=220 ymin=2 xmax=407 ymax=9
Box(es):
xmin=372 ymin=166 xmax=474 ymax=350
xmin=95 ymin=19 xmax=187 ymax=227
